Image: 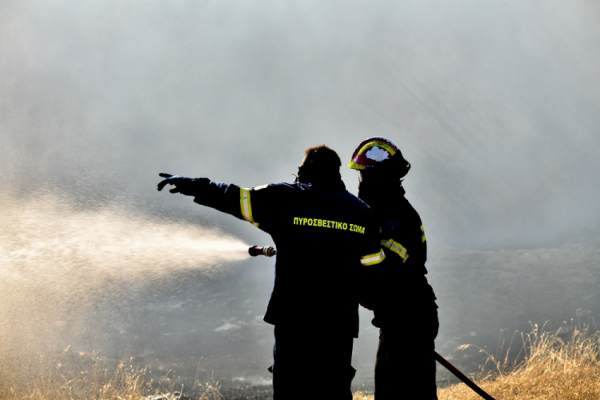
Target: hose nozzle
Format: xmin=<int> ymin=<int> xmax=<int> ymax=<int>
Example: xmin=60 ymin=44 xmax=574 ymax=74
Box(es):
xmin=249 ymin=245 xmax=276 ymax=257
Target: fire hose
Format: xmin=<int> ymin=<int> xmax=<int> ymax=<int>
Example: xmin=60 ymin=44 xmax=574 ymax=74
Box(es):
xmin=249 ymin=245 xmax=497 ymax=400
xmin=248 ymin=245 xmax=276 ymax=257
xmin=434 ymin=352 xmax=496 ymax=400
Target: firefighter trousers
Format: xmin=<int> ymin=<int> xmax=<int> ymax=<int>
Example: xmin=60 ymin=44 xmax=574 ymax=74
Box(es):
xmin=374 ymin=309 xmax=439 ymax=400
xmin=271 ymin=325 xmax=356 ymax=400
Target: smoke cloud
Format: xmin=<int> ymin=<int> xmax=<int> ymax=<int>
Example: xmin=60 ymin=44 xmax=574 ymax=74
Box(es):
xmin=2 ymin=0 xmax=600 ymax=390
xmin=2 ymin=0 xmax=599 ymax=250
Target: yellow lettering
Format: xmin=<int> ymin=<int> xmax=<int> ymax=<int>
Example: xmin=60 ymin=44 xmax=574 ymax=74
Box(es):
xmin=292 ymin=218 xmax=367 ymax=232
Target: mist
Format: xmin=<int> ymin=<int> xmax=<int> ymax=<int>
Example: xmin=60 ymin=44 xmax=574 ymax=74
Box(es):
xmin=0 ymin=191 xmax=249 ymax=383
xmin=2 ymin=0 xmax=600 ymax=393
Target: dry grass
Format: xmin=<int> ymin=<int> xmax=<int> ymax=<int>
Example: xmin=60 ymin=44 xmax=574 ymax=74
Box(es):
xmin=439 ymin=323 xmax=600 ymax=400
xmin=0 ymin=347 xmax=224 ymax=400
xmin=354 ymin=323 xmax=600 ymax=400
xmin=3 ymin=324 xmax=599 ymax=400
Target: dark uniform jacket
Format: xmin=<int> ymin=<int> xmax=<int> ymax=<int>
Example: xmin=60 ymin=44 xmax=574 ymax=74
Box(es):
xmin=192 ymin=177 xmax=385 ymax=337
xmin=362 ymin=185 xmax=437 ymax=329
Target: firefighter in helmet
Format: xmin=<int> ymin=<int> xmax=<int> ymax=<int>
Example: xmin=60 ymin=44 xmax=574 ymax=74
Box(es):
xmin=158 ymin=145 xmax=386 ymax=400
xmin=349 ymin=137 xmax=439 ymax=399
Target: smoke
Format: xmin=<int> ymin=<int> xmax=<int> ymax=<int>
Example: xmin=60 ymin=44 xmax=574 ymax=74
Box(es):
xmin=2 ymin=0 xmax=600 ymax=389
xmin=0 ymin=192 xmax=248 ymax=379
xmin=2 ymin=0 xmax=599 ymax=251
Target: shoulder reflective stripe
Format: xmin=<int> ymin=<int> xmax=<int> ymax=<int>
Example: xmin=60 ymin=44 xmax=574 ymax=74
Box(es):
xmin=381 ymin=238 xmax=409 ymax=263
xmin=360 ymin=249 xmax=386 ymax=266
xmin=240 ymin=188 xmax=259 ymax=227
xmin=421 ymin=225 xmax=426 ymax=243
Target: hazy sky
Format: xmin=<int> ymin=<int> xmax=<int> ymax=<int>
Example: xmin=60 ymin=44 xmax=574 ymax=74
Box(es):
xmin=2 ymin=0 xmax=600 ymax=250
xmin=3 ymin=1 xmax=600 ymax=388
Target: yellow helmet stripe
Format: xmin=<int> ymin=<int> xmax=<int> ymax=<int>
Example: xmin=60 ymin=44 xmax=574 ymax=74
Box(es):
xmin=348 ymin=141 xmax=397 ymax=169
xmin=348 ymin=160 xmax=367 ymax=170
xmin=360 ymin=249 xmax=386 ymax=266
xmin=381 ymin=238 xmax=409 ymax=263
xmin=357 ymin=141 xmax=397 ymax=158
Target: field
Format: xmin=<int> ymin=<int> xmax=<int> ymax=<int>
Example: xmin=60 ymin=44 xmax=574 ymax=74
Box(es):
xmin=2 ymin=323 xmax=598 ymax=400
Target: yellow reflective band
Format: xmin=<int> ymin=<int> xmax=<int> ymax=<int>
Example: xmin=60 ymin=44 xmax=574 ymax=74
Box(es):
xmin=421 ymin=225 xmax=426 ymax=243
xmin=348 ymin=160 xmax=366 ymax=170
xmin=357 ymin=141 xmax=397 ymax=157
xmin=240 ymin=188 xmax=259 ymax=227
xmin=348 ymin=142 xmax=397 ymax=169
xmin=360 ymin=249 xmax=386 ymax=266
xmin=381 ymin=238 xmax=409 ymax=263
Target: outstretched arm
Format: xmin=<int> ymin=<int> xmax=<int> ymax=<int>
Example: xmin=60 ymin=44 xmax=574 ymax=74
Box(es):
xmin=157 ymin=173 xmax=274 ymax=229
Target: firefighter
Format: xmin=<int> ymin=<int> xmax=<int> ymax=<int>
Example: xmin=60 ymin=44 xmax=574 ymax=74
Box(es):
xmin=349 ymin=137 xmax=439 ymax=399
xmin=158 ymin=145 xmax=386 ymax=400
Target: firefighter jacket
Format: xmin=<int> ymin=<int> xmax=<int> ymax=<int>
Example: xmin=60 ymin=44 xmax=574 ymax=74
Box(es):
xmin=360 ymin=184 xmax=438 ymax=328
xmin=192 ymin=177 xmax=386 ymax=337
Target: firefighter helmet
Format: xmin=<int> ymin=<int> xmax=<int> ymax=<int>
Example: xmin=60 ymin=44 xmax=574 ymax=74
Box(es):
xmin=349 ymin=137 xmax=411 ymax=177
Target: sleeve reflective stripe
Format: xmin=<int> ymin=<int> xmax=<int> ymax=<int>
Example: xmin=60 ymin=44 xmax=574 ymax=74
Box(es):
xmin=421 ymin=225 xmax=426 ymax=243
xmin=240 ymin=188 xmax=259 ymax=227
xmin=381 ymin=238 xmax=409 ymax=263
xmin=360 ymin=249 xmax=386 ymax=266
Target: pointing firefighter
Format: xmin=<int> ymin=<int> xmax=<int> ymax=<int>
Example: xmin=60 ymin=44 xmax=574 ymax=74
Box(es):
xmin=349 ymin=137 xmax=439 ymax=399
xmin=158 ymin=145 xmax=387 ymax=400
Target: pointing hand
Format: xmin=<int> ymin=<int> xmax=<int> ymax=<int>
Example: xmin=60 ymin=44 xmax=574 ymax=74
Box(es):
xmin=157 ymin=173 xmax=201 ymax=196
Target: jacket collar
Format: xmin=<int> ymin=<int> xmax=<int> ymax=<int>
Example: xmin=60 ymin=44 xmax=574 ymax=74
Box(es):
xmin=302 ymin=178 xmax=346 ymax=192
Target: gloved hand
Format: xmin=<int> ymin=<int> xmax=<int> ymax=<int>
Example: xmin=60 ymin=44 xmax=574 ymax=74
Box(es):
xmin=157 ymin=173 xmax=202 ymax=196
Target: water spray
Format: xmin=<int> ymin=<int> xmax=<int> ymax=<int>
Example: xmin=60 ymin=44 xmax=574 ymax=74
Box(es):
xmin=248 ymin=245 xmax=276 ymax=257
xmin=0 ymin=194 xmax=251 ymax=378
